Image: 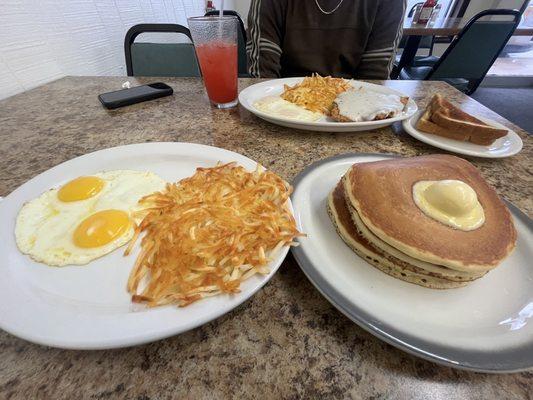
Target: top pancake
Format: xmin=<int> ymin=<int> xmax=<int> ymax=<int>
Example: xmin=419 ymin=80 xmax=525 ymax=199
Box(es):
xmin=344 ymin=155 xmax=516 ymax=272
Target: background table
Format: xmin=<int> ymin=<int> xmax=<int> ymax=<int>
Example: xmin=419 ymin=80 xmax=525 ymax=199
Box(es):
xmin=0 ymin=77 xmax=531 ymax=399
xmin=395 ymin=16 xmax=533 ymax=79
xmin=403 ymin=17 xmax=533 ymax=36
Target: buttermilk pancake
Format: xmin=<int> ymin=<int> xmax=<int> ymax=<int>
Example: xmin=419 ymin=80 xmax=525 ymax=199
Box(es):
xmin=343 ymin=155 xmax=516 ymax=273
xmin=339 ymin=180 xmax=485 ymax=282
xmin=327 ymin=182 xmax=479 ymax=289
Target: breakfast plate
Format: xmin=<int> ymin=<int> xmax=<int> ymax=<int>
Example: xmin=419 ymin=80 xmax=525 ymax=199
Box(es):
xmin=0 ymin=142 xmax=293 ymax=349
xmin=238 ymin=78 xmax=418 ymax=132
xmin=403 ymin=111 xmax=523 ymax=158
xmin=291 ymin=153 xmax=533 ymax=372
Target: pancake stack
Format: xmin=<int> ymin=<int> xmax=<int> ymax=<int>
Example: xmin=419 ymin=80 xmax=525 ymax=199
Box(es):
xmin=327 ymin=155 xmax=517 ymax=289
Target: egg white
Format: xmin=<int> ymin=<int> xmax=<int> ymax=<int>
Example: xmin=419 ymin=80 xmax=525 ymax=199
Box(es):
xmin=15 ymin=170 xmax=166 ymax=267
xmin=254 ymin=96 xmax=322 ymax=121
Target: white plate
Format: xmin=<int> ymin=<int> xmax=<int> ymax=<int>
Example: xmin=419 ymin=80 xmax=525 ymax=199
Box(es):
xmin=239 ymin=78 xmax=418 ymax=132
xmin=0 ymin=142 xmax=292 ymax=349
xmin=403 ymin=110 xmax=523 ymax=158
xmin=291 ymin=153 xmax=533 ymax=372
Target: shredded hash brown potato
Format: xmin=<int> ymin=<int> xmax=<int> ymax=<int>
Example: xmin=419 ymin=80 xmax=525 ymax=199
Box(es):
xmin=125 ymin=162 xmax=303 ymax=307
xmin=281 ymin=74 xmax=351 ymax=114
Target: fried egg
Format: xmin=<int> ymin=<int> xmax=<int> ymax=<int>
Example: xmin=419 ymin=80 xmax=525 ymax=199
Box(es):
xmin=254 ymin=96 xmax=322 ymax=121
xmin=15 ymin=170 xmax=166 ymax=266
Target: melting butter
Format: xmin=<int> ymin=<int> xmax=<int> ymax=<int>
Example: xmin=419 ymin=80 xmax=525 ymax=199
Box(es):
xmin=412 ymin=180 xmax=485 ymax=231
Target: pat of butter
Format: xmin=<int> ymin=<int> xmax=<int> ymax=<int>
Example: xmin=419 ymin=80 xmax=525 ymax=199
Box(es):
xmin=412 ymin=180 xmax=485 ymax=231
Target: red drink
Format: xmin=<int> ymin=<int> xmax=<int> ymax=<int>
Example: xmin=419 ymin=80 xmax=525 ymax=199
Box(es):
xmin=189 ymin=16 xmax=239 ymax=108
xmin=195 ymin=42 xmax=238 ymax=105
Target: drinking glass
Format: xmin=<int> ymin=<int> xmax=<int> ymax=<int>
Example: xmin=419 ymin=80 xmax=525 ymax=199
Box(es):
xmin=188 ymin=16 xmax=238 ymax=109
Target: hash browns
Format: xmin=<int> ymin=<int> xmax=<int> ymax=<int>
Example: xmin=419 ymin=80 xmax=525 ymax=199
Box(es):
xmin=280 ymin=74 xmax=351 ymax=114
xmin=125 ymin=162 xmax=302 ymax=307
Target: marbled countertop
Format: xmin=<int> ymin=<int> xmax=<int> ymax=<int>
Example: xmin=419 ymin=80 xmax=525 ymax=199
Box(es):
xmin=0 ymin=77 xmax=531 ymax=399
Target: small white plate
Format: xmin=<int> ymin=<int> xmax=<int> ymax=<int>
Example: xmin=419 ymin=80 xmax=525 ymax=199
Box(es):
xmin=403 ymin=110 xmax=523 ymax=158
xmin=239 ymin=78 xmax=418 ymax=132
xmin=0 ymin=142 xmax=292 ymax=350
xmin=291 ymin=153 xmax=533 ymax=372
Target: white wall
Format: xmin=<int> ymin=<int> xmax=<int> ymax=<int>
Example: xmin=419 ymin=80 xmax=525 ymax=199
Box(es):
xmin=210 ymin=0 xmax=250 ymax=24
xmin=232 ymin=0 xmax=251 ymax=25
xmin=0 ymin=0 xmax=206 ymax=101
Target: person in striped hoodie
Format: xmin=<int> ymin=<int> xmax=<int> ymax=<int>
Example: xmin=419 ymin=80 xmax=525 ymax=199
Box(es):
xmin=247 ymin=0 xmax=406 ymax=79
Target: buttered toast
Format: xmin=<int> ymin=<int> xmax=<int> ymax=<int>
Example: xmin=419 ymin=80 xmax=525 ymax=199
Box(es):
xmin=416 ymin=95 xmax=508 ymax=145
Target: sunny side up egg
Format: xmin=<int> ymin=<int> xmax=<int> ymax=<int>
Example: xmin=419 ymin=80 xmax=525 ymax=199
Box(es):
xmin=254 ymin=96 xmax=323 ymax=122
xmin=15 ymin=170 xmax=166 ymax=266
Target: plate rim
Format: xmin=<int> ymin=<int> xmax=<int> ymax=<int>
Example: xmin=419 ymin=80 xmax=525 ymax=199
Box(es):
xmin=239 ymin=77 xmax=418 ymax=129
xmin=0 ymin=142 xmax=292 ymax=349
xmin=402 ymin=110 xmax=523 ymax=158
xmin=290 ymin=152 xmax=533 ymax=373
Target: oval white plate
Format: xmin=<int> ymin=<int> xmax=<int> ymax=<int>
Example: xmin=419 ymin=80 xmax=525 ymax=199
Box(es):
xmin=239 ymin=78 xmax=418 ymax=132
xmin=0 ymin=142 xmax=292 ymax=349
xmin=291 ymin=153 xmax=533 ymax=372
xmin=403 ymin=110 xmax=523 ymax=158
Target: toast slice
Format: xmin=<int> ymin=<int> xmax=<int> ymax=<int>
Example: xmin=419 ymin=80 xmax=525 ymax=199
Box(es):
xmin=416 ymin=109 xmax=470 ymax=141
xmin=429 ymin=95 xmax=485 ymax=124
xmin=416 ymin=94 xmax=508 ymax=146
xmin=431 ymin=110 xmax=508 ymax=145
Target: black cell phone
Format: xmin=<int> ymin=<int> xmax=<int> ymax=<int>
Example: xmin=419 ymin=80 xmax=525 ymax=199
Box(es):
xmin=98 ymin=82 xmax=173 ymax=109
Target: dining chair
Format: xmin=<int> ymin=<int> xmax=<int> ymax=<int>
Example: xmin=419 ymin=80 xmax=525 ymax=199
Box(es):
xmin=204 ymin=10 xmax=249 ymax=77
xmin=394 ymin=3 xmax=436 ymax=70
xmin=124 ymin=24 xmax=201 ymax=77
xmin=396 ymin=36 xmax=436 ymax=67
xmin=408 ymin=2 xmax=424 ymax=18
xmin=398 ymin=9 xmax=522 ymax=94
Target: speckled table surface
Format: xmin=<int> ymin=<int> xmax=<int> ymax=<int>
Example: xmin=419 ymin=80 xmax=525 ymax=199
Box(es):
xmin=0 ymin=77 xmax=531 ymax=400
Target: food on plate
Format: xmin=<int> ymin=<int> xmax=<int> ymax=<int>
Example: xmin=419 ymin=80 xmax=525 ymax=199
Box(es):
xmin=125 ymin=162 xmax=302 ymax=307
xmin=252 ymin=76 xmax=412 ymax=124
xmin=330 ymin=88 xmax=409 ymax=122
xmin=327 ymin=182 xmax=482 ymax=289
xmin=15 ymin=170 xmax=166 ymax=266
xmin=327 ymin=155 xmax=516 ymax=289
xmin=280 ymin=74 xmax=351 ymax=114
xmin=253 ymin=95 xmax=322 ymax=121
xmin=416 ymin=94 xmax=508 ymax=145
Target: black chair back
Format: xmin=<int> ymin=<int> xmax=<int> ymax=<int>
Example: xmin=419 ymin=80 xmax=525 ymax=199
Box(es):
xmin=398 ymin=3 xmax=434 ymax=56
xmin=124 ymin=24 xmax=200 ymax=77
xmin=408 ymin=2 xmax=424 ymax=17
xmin=427 ymin=9 xmax=521 ymax=94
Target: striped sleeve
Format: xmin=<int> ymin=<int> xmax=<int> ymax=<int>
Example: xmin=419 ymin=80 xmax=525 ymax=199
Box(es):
xmin=246 ymin=0 xmax=286 ymax=78
xmin=357 ymin=0 xmax=406 ymax=79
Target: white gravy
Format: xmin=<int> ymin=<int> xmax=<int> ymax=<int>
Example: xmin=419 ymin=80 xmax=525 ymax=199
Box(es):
xmin=335 ymin=88 xmax=406 ymax=122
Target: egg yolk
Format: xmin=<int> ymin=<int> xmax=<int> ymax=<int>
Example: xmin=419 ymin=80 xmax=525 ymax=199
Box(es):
xmin=73 ymin=210 xmax=131 ymax=248
xmin=57 ymin=176 xmax=104 ymax=202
